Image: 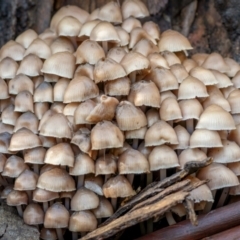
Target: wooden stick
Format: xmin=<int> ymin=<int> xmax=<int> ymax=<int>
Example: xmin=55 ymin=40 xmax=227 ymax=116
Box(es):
xmin=136 ymin=201 xmax=240 ymax=240
xmin=202 ymin=225 xmax=240 ymax=240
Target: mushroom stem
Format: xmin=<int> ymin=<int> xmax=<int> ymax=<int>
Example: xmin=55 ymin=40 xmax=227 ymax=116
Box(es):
xmin=26 ymin=190 xmax=32 ymax=203
xmin=104 ymin=174 xmax=111 ymax=183
xmin=186 ymin=119 xmax=194 ymax=134
xmin=33 ymin=164 xmax=39 ymax=174
xmin=130 ymin=71 xmax=136 ymax=83
xmin=16 ymin=205 xmax=23 ymax=217
xmin=203 ymin=190 xmax=216 ymax=213
xmin=56 ymin=138 xmax=62 ymax=143
xmin=165 ymin=211 xmax=176 ymax=225
xmin=77 ymin=175 xmax=84 ymax=188
xmin=217 ymin=187 xmax=229 ymax=208
xmin=127 ymin=174 xmax=134 ymax=185
xmin=43 ymin=202 xmax=48 ymax=212
xmin=160 ymin=169 xmax=166 ymax=180
xmin=168 ymin=120 xmax=173 ymax=127
xmin=111 ymin=197 xmax=117 ymax=211
xmin=102 ymin=41 xmax=108 ymax=54
xmin=147 ymin=172 xmax=153 ymax=185
xmin=56 ymin=228 xmax=64 ymax=240
xmin=65 ymin=198 xmax=70 ymax=210
xmin=72 ymin=232 xmax=78 ymax=240
xmin=132 ymin=139 xmax=138 ymax=149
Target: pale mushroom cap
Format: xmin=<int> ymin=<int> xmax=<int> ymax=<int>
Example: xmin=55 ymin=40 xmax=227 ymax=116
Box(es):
xmin=53 ymin=78 xmax=70 ymax=102
xmin=1 ymin=185 xmax=14 ymax=199
xmin=0 ymin=122 xmax=13 ymax=134
xmin=84 ymin=175 xmax=103 ymax=196
xmin=69 ymin=152 xmax=95 ymax=176
xmin=33 ymin=188 xmax=59 ymax=202
xmin=172 ymin=125 xmax=190 ymax=150
xmin=202 ymin=52 xmax=229 ymax=73
xmin=0 ymin=153 xmax=7 ymax=173
xmin=149 ymin=145 xmax=179 ymax=171
xmin=128 ymin=80 xmax=161 ymax=108
xmin=208 ymin=139 xmax=240 ymax=163
xmin=39 ymin=113 xmax=72 ymax=139
xmin=179 ymin=99 xmax=203 ymax=120
xmin=14 ymin=169 xmax=38 ymax=191
xmin=7 ymin=190 xmax=28 ymax=206
xmin=41 ymin=52 xmax=76 ymax=79
xmin=91 ymin=120 xmax=124 ymax=150
xmin=94 ymin=58 xmax=126 ymax=83
xmin=71 ymin=187 xmax=99 ymax=211
xmin=0 ymin=132 xmax=13 ymax=154
xmin=50 ymin=36 xmax=75 ymax=54
xmin=116 ymin=101 xmax=147 ymax=131
xmin=232 ymin=70 xmax=240 ymax=88
xmin=170 ymin=63 xmax=189 ymax=83
xmin=78 ymin=20 xmax=100 ymax=39
xmin=107 ymin=47 xmax=127 ymax=63
xmin=90 ymin=21 xmax=120 ymax=43
xmin=121 ymin=52 xmax=150 ymax=74
xmin=148 ymin=52 xmax=170 ymax=69
xmin=162 ymin=51 xmax=181 ymax=66
xmin=44 ymin=202 xmax=70 ymax=228
xmin=14 ymin=91 xmax=34 ymax=113
xmin=146 ymin=108 xmax=160 ymax=127
xmin=143 ymin=21 xmax=160 ymax=40
xmin=103 ymin=175 xmax=136 ymax=198
xmin=44 ymin=143 xmax=74 ymax=167
xmin=63 ymin=76 xmax=99 ymax=103
xmin=228 ymin=89 xmax=240 ymax=114
xmin=0 ymin=78 xmax=9 ymax=99
xmin=0 ymin=57 xmax=19 ymax=79
xmin=125 ymin=126 xmax=147 ymax=139
xmin=189 ymin=129 xmax=223 ymax=148
xmin=92 ymin=196 xmax=114 ymax=218
xmin=160 ymin=97 xmax=182 ymax=121
xmin=186 ymin=176 xmax=214 ymax=203
xmin=158 ymin=30 xmax=193 ymax=52
xmin=0 ymin=40 xmax=25 ymax=61
xmin=178 ymin=76 xmax=209 ymax=100
xmin=23 ymin=203 xmax=44 ymax=225
xmin=69 ymin=211 xmax=97 ymax=232
xmin=229 ymin=176 xmax=240 ymax=195
xmin=118 ymin=148 xmax=150 ymax=174
xmin=37 ymin=167 xmax=76 ymax=192
xmin=197 ymin=163 xmax=239 ymax=190
xmin=57 ymin=16 xmax=82 ymax=37
xmin=227 ymin=162 xmax=240 ymax=176
xmin=9 ymin=128 xmax=42 ymax=151
xmin=145 ymin=120 xmax=179 ymax=147
xmin=121 ymin=0 xmax=149 ymax=19
xmin=179 ymin=148 xmax=207 ymax=169
xmin=71 ymin=128 xmax=91 ymax=154
xmin=17 ymin=54 xmax=43 ymax=77
xmin=211 ymin=70 xmax=233 ymax=89
xmin=15 ymin=29 xmax=38 ymax=48
xmin=50 ymin=5 xmax=89 ymax=30
xmin=95 ymin=154 xmax=117 ymax=176
xmin=225 ymin=57 xmax=240 ymax=77
xmin=104 ymin=77 xmax=130 ymax=96
xmin=183 ymin=58 xmax=198 ymax=72
xmin=40 ymin=228 xmax=57 ymax=240
xmin=98 ymin=1 xmax=122 ymax=23
xmin=196 ymin=104 xmax=236 ymax=130
xmin=115 ymin=26 xmax=130 ymax=46
xmin=191 ymin=53 xmax=209 ymax=65
xmin=24 ymin=38 xmax=52 ymax=59
xmin=121 ymin=17 xmax=142 ymax=33
xmin=14 ymin=111 xmax=39 ymax=134
xmin=2 ymin=155 xmax=29 ymax=178
xmin=34 ymin=81 xmax=53 ymax=103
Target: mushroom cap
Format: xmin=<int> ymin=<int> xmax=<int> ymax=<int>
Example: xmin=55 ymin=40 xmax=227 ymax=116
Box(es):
xmin=170 ymin=63 xmax=189 ymax=83
xmin=69 ymin=211 xmax=97 ymax=232
xmin=41 ymin=52 xmax=76 ymax=79
xmin=7 ymin=190 xmax=28 ymax=206
xmin=189 ymin=129 xmax=223 ymax=148
xmin=9 ymin=128 xmax=42 ymax=151
xmin=98 ymin=1 xmax=122 ymax=23
xmin=104 ymin=77 xmax=130 ymax=96
xmin=103 ymin=175 xmax=136 ymax=198
xmin=0 ymin=40 xmax=25 ymax=61
xmin=40 ymin=228 xmax=57 ymax=240
xmin=53 ymin=78 xmax=70 ymax=102
xmin=34 ymin=82 xmax=53 ymax=103
xmin=33 ymin=188 xmax=59 ymax=202
xmin=116 ymin=101 xmax=147 ymax=131
xmin=197 ymin=163 xmax=239 ymax=190
xmin=179 ymin=148 xmax=207 ymax=169
xmin=143 ymin=21 xmax=160 ymax=40
xmin=160 ymin=97 xmax=182 ymax=121
xmin=125 ymin=126 xmax=147 ymax=139
xmin=145 ymin=120 xmax=179 ymax=147
xmin=57 ymin=16 xmax=82 ymax=37
xmin=158 ymin=30 xmax=193 ymax=52
xmin=122 ymin=17 xmax=141 ymax=33
xmin=50 ymin=36 xmax=74 ymax=54
xmin=14 ymin=169 xmax=38 ymax=191
xmin=179 ymin=99 xmax=203 ymax=120
xmin=37 ymin=167 xmax=76 ymax=192
xmin=78 ymin=20 xmax=100 ymax=39
xmin=71 ymin=187 xmax=99 ymax=211
xmin=196 ymin=104 xmax=236 ymax=130
xmin=146 ymin=108 xmax=160 ymax=127
xmin=14 ymin=91 xmax=34 ymax=113
xmin=71 ymin=128 xmax=91 ymax=154
xmin=84 ymin=175 xmax=104 ymax=196
xmin=0 ymin=78 xmax=9 ymax=99
xmin=149 ymin=145 xmax=179 ymax=171
xmin=227 ymin=162 xmax=240 ymax=176
xmin=0 ymin=57 xmax=18 ymax=79
xmin=95 ymin=153 xmax=117 ymax=176
xmin=23 ymin=203 xmax=44 ymax=225
xmin=208 ymin=139 xmax=240 ymax=163
xmin=118 ymin=148 xmax=150 ymax=174
xmin=44 ymin=143 xmax=74 ymax=167
xmin=0 ymin=153 xmax=7 ymax=173
xmin=0 ymin=132 xmax=13 ymax=154
xmin=91 ymin=120 xmax=124 ymax=150
xmin=92 ymin=196 xmax=114 ymax=218
xmin=15 ymin=29 xmax=38 ymax=48
xmin=44 ymin=202 xmax=70 ymax=228
xmin=228 ymin=89 xmax=240 ymax=114
xmin=172 ymin=125 xmax=190 ymax=150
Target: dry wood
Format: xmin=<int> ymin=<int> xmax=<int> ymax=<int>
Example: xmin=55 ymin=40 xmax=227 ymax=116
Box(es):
xmin=185 ymin=199 xmax=198 ymax=226
xmin=80 ymin=191 xmax=189 ymax=240
xmin=137 ymin=201 xmax=240 ymax=240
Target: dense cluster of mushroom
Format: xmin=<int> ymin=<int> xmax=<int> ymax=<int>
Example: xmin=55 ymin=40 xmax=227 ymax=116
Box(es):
xmin=1 ymin=0 xmax=240 ymax=239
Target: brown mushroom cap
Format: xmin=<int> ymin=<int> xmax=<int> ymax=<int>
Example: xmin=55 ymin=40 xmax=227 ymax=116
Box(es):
xmin=92 ymin=196 xmax=114 ymax=218
xmin=37 ymin=167 xmax=76 ymax=192
xmin=103 ymin=175 xmax=136 ymax=198
xmin=44 ymin=202 xmax=70 ymax=228
xmin=69 ymin=211 xmax=97 ymax=232
xmin=9 ymin=74 xmax=34 ymax=95
xmin=14 ymin=169 xmax=38 ymax=191
xmin=33 ymin=188 xmax=59 ymax=203
xmin=7 ymin=190 xmax=28 ymax=206
xmin=71 ymin=187 xmax=99 ymax=211
xmin=23 ymin=203 xmax=44 ymax=225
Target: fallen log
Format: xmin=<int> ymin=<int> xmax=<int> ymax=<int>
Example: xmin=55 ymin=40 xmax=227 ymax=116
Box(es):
xmin=137 ymin=201 xmax=240 ymax=240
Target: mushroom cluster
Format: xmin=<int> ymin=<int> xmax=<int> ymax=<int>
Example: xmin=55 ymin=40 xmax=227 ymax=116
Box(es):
xmin=0 ymin=0 xmax=240 ymax=239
